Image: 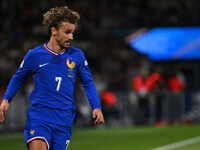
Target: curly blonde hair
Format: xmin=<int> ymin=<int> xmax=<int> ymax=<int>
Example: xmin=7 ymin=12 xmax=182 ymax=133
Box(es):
xmin=42 ymin=6 xmax=80 ymax=34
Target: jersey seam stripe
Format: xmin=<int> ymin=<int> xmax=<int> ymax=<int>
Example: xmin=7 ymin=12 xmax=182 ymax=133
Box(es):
xmin=44 ymin=43 xmax=66 ymax=55
xmin=44 ymin=43 xmax=58 ymax=56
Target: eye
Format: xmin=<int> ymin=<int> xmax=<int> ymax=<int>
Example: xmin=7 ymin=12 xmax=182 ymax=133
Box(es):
xmin=65 ymin=31 xmax=71 ymax=34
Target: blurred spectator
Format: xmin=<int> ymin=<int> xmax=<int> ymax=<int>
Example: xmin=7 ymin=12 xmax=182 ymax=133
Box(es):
xmin=167 ymin=67 xmax=185 ymax=92
xmin=101 ymin=90 xmax=118 ymax=126
xmin=149 ymin=66 xmax=165 ymax=127
xmin=165 ymin=66 xmax=186 ymax=124
xmin=132 ymin=67 xmax=151 ymax=124
xmin=167 ymin=77 xmax=184 ymax=92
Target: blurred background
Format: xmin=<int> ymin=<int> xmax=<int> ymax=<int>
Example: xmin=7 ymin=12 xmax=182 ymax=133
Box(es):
xmin=1 ymin=0 xmax=200 ymax=133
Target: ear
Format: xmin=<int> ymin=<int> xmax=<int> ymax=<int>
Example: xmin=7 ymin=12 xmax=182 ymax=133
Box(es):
xmin=51 ymin=27 xmax=57 ymax=36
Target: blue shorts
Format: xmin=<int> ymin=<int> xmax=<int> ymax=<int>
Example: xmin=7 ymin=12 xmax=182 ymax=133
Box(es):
xmin=24 ymin=119 xmax=71 ymax=150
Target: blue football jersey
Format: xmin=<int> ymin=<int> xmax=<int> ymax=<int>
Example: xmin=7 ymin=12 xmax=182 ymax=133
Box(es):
xmin=3 ymin=43 xmax=101 ymax=126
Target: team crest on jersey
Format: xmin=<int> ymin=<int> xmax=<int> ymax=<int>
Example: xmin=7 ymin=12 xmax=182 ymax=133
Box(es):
xmin=30 ymin=129 xmax=35 ymax=135
xmin=67 ymin=58 xmax=75 ymax=69
xmin=66 ymin=58 xmax=75 ymax=77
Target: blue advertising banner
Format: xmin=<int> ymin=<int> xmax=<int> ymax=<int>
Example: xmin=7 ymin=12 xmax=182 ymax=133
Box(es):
xmin=129 ymin=27 xmax=200 ymax=61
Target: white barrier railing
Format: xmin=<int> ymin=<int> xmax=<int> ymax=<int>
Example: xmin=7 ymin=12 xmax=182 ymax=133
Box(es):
xmin=0 ymin=90 xmax=200 ymax=131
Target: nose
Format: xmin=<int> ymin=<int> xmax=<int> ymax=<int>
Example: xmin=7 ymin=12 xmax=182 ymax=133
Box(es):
xmin=69 ymin=33 xmax=73 ymax=40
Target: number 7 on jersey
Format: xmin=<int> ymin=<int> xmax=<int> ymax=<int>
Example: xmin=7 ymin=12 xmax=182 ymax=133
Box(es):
xmin=55 ymin=77 xmax=62 ymax=91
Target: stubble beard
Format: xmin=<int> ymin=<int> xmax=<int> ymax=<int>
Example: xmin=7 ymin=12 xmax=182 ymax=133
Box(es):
xmin=56 ymin=39 xmax=69 ymax=50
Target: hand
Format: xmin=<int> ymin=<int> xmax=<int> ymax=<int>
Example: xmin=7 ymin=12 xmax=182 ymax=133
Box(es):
xmin=92 ymin=108 xmax=104 ymax=124
xmin=0 ymin=99 xmax=9 ymax=122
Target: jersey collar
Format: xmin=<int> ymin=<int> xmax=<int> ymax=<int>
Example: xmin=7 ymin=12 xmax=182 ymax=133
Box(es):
xmin=44 ymin=43 xmax=66 ymax=56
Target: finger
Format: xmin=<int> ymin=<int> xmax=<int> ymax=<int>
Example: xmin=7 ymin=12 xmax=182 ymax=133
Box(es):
xmin=1 ymin=101 xmax=9 ymax=116
xmin=0 ymin=103 xmax=7 ymax=122
xmin=95 ymin=114 xmax=103 ymax=124
xmin=93 ymin=115 xmax=97 ymax=123
xmin=99 ymin=116 xmax=104 ymax=124
xmin=100 ymin=116 xmax=104 ymax=124
xmin=0 ymin=105 xmax=3 ymax=113
xmin=0 ymin=113 xmax=4 ymax=122
xmin=3 ymin=110 xmax=7 ymax=115
xmin=5 ymin=104 xmax=9 ymax=112
xmin=3 ymin=106 xmax=8 ymax=115
xmin=0 ymin=106 xmax=4 ymax=122
xmin=93 ymin=111 xmax=97 ymax=118
xmin=94 ymin=118 xmax=99 ymax=124
xmin=94 ymin=114 xmax=100 ymax=124
xmin=0 ymin=108 xmax=4 ymax=114
xmin=96 ymin=118 xmax=103 ymax=124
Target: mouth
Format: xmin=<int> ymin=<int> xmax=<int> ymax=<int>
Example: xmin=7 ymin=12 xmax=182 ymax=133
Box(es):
xmin=63 ymin=42 xmax=70 ymax=48
xmin=65 ymin=41 xmax=70 ymax=45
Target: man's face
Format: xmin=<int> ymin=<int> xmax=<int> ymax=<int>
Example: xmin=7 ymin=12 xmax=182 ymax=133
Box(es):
xmin=53 ymin=22 xmax=75 ymax=49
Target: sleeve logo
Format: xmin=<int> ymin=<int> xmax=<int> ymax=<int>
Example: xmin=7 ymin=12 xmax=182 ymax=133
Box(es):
xmin=20 ymin=60 xmax=24 ymax=68
xmin=84 ymin=60 xmax=88 ymax=66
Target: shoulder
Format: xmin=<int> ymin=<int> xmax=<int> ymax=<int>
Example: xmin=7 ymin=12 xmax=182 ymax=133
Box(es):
xmin=25 ymin=44 xmax=44 ymax=57
xmin=27 ymin=44 xmax=44 ymax=54
xmin=68 ymin=46 xmax=87 ymax=66
xmin=69 ymin=46 xmax=85 ymax=56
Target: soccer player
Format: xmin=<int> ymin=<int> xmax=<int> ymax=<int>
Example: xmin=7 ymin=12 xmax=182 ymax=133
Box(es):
xmin=0 ymin=6 xmax=104 ymax=150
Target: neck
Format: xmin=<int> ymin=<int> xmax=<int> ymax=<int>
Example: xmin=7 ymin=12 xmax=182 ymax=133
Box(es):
xmin=47 ymin=37 xmax=63 ymax=53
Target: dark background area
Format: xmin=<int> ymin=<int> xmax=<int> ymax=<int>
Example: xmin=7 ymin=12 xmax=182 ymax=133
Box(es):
xmin=1 ymin=0 xmax=200 ymax=129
